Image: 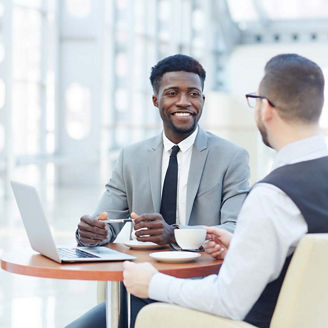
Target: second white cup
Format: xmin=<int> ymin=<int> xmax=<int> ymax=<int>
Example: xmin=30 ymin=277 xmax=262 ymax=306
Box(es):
xmin=174 ymin=228 xmax=206 ymax=250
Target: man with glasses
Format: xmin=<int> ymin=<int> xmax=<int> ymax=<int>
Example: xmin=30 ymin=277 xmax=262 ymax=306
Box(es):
xmin=123 ymin=53 xmax=328 ymax=328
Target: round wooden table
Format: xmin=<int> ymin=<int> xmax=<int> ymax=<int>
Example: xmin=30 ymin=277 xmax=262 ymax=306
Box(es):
xmin=1 ymin=243 xmax=222 ymax=327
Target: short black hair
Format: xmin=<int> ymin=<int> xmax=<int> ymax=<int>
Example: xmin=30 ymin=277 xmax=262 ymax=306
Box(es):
xmin=259 ymin=54 xmax=325 ymax=123
xmin=150 ymin=54 xmax=206 ymax=93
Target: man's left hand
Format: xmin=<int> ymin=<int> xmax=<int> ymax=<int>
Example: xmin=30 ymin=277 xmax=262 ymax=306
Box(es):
xmin=123 ymin=261 xmax=158 ymax=298
xmin=132 ymin=212 xmax=175 ymax=245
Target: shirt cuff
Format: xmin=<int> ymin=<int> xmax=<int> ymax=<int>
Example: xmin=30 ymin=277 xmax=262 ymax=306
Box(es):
xmin=149 ymin=272 xmax=181 ymax=303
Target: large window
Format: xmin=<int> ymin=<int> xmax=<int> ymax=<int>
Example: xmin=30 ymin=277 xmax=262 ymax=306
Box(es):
xmin=1 ymin=0 xmax=328 ymax=190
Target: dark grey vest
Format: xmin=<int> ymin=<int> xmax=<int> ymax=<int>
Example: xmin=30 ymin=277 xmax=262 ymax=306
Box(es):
xmin=244 ymin=156 xmax=328 ymax=328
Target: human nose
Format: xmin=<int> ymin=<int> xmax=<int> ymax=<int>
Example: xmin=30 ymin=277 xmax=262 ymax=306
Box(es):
xmin=176 ymin=93 xmax=191 ymax=107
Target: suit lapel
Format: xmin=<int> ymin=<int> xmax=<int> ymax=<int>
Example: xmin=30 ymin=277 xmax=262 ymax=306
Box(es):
xmin=148 ymin=135 xmax=163 ymax=212
xmin=186 ymin=128 xmax=208 ymax=224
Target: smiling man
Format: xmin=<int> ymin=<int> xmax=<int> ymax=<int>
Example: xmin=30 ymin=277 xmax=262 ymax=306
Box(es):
xmin=69 ymin=54 xmax=249 ymax=328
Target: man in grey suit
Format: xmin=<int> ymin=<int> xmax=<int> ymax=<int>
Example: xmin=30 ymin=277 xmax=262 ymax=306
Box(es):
xmin=69 ymin=54 xmax=249 ymax=327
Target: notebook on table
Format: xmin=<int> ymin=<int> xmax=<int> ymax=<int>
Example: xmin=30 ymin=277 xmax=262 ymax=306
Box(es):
xmin=11 ymin=181 xmax=136 ymax=263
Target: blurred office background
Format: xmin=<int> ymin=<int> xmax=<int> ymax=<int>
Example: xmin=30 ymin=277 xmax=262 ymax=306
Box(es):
xmin=1 ymin=0 xmax=328 ymax=327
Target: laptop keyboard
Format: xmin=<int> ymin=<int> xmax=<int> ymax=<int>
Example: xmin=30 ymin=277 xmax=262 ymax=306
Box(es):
xmin=57 ymin=248 xmax=100 ymax=259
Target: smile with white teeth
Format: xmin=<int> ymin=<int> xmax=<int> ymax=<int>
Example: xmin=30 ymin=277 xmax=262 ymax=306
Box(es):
xmin=173 ymin=112 xmax=192 ymax=117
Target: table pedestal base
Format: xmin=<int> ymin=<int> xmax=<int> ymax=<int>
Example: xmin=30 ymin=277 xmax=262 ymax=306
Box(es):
xmin=107 ymin=281 xmax=120 ymax=328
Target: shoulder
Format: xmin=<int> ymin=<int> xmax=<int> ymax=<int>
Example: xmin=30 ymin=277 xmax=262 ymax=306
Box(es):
xmin=243 ymin=182 xmax=303 ymax=225
xmin=119 ymin=134 xmax=162 ymax=156
xmin=250 ymin=182 xmax=290 ymax=200
xmin=201 ymin=129 xmax=248 ymax=158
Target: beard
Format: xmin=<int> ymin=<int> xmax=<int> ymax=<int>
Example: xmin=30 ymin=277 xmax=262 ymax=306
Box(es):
xmin=167 ymin=116 xmax=198 ymax=136
xmin=257 ymin=120 xmax=272 ymax=148
xmin=171 ymin=121 xmax=197 ymax=135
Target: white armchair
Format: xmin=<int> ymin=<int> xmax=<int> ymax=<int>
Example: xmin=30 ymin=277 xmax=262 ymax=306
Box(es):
xmin=135 ymin=234 xmax=328 ymax=328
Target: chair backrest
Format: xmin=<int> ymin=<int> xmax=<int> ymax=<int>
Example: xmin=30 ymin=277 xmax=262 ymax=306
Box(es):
xmin=270 ymin=233 xmax=328 ymax=328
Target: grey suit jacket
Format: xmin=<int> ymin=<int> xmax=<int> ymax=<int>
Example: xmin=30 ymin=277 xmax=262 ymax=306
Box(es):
xmin=95 ymin=127 xmax=250 ymax=240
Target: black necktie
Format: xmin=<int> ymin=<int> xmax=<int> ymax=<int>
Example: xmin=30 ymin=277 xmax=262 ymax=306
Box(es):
xmin=160 ymin=145 xmax=180 ymax=225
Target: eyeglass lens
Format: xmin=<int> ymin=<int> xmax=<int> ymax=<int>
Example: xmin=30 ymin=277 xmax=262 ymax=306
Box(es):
xmin=247 ymin=97 xmax=257 ymax=108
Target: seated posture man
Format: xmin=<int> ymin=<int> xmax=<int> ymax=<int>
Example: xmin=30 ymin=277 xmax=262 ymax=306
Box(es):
xmin=123 ymin=53 xmax=328 ymax=328
xmin=67 ymin=54 xmax=250 ymax=327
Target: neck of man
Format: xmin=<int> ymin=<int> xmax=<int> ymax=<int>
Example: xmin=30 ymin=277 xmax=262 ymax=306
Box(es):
xmin=271 ymin=121 xmax=321 ymax=151
xmin=164 ymin=127 xmax=197 ymax=144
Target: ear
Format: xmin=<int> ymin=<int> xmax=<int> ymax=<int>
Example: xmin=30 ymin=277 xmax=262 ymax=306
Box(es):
xmin=152 ymin=95 xmax=158 ymax=108
xmin=261 ymin=99 xmax=274 ymax=123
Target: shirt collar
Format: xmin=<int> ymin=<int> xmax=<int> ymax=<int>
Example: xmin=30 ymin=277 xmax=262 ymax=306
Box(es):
xmin=163 ymin=126 xmax=199 ymax=153
xmin=273 ymin=134 xmax=328 ymax=170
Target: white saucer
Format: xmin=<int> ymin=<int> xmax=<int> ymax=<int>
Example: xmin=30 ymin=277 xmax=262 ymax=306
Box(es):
xmin=124 ymin=240 xmax=164 ymax=250
xmin=149 ymin=251 xmax=201 ymax=263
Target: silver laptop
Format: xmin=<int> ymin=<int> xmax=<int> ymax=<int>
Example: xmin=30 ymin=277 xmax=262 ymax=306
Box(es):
xmin=11 ymin=181 xmax=136 ymax=263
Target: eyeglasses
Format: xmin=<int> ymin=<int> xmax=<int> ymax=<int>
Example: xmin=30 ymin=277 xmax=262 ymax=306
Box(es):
xmin=245 ymin=93 xmax=275 ymax=108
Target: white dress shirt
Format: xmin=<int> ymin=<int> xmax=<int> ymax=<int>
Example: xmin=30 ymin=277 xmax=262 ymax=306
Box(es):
xmin=149 ymin=135 xmax=328 ymax=320
xmin=162 ymin=127 xmax=198 ymax=226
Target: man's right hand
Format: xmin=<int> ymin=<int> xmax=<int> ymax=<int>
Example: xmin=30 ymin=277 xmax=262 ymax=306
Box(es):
xmin=203 ymin=226 xmax=232 ymax=260
xmin=132 ymin=212 xmax=175 ymax=245
xmin=77 ymin=214 xmax=110 ymax=246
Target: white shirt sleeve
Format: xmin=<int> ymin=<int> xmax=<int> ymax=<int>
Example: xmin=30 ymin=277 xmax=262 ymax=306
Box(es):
xmin=148 ymin=183 xmax=307 ymax=320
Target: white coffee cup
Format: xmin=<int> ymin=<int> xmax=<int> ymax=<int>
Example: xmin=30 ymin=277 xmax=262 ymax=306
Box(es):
xmin=174 ymin=228 xmax=206 ymax=250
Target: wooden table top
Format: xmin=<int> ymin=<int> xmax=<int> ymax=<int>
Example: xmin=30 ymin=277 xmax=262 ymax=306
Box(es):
xmin=1 ymin=243 xmax=222 ymax=281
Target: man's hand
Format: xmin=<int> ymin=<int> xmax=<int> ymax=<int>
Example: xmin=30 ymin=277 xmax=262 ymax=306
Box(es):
xmin=77 ymin=213 xmax=110 ymax=246
xmin=132 ymin=212 xmax=175 ymax=245
xmin=203 ymin=226 xmax=233 ymax=260
xmin=123 ymin=261 xmax=158 ymax=298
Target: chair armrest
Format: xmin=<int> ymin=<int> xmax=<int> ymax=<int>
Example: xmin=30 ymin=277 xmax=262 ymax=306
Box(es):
xmin=135 ymin=303 xmax=256 ymax=328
